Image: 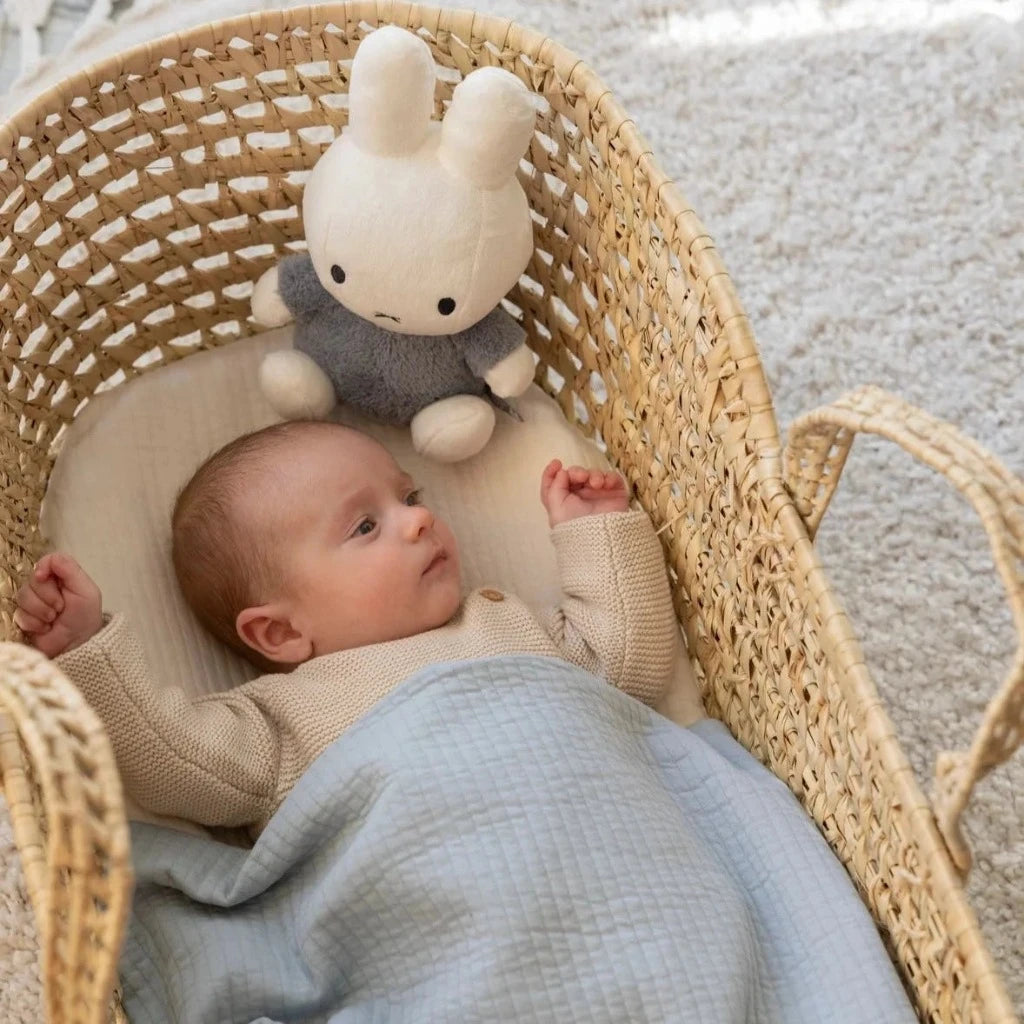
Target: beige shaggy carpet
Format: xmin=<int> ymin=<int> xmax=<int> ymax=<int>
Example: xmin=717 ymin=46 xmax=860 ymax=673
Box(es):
xmin=2 ymin=0 xmax=1022 ymax=1019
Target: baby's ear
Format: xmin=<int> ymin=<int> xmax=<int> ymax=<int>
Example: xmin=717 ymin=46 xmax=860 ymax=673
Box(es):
xmin=439 ymin=66 xmax=537 ymax=190
xmin=348 ymin=25 xmax=436 ymax=156
xmin=236 ymin=605 xmax=312 ymax=665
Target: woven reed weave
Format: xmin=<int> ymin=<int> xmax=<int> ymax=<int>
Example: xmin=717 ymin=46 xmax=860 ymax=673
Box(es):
xmin=0 ymin=4 xmax=1021 ymax=1022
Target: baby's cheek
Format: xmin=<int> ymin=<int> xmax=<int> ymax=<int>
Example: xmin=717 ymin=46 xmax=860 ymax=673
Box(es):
xmin=363 ymin=582 xmax=402 ymax=627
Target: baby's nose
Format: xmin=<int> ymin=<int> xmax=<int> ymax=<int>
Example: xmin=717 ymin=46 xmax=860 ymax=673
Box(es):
xmin=405 ymin=503 xmax=435 ymax=537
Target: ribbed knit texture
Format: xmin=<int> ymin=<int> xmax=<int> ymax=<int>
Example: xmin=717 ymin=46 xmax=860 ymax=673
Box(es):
xmin=55 ymin=509 xmax=678 ymax=833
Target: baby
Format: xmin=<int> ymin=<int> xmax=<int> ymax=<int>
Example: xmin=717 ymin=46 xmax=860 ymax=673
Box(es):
xmin=14 ymin=420 xmax=680 ymax=834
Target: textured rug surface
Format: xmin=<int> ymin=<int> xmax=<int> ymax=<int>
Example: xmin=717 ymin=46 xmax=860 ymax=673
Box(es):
xmin=1 ymin=0 xmax=1021 ymax=1019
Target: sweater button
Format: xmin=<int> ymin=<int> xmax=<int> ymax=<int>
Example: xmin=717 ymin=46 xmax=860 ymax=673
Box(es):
xmin=479 ymin=588 xmax=505 ymax=602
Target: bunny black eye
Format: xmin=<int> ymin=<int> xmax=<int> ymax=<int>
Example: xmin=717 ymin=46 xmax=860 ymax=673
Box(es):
xmin=438 ymin=297 xmax=456 ymax=316
xmin=331 ymin=265 xmax=346 ymax=284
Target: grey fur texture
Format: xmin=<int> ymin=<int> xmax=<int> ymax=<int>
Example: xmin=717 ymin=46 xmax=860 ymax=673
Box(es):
xmin=278 ymin=254 xmax=525 ymax=425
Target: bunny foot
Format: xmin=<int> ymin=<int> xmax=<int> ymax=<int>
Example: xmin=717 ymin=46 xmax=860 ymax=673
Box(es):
xmin=410 ymin=395 xmax=496 ymax=463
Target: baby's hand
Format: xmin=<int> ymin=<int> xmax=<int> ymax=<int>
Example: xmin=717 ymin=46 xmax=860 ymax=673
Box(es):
xmin=14 ymin=553 xmax=104 ymax=659
xmin=540 ymin=459 xmax=630 ymax=528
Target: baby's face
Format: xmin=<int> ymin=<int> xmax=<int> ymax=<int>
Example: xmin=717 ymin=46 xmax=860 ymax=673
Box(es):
xmin=245 ymin=428 xmax=462 ymax=660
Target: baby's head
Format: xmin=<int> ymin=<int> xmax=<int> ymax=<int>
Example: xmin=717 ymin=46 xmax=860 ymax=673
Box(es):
xmin=171 ymin=420 xmax=462 ymax=671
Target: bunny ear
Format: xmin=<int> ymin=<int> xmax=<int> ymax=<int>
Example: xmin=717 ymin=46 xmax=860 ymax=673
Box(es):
xmin=348 ymin=26 xmax=436 ymax=156
xmin=439 ymin=67 xmax=536 ymax=190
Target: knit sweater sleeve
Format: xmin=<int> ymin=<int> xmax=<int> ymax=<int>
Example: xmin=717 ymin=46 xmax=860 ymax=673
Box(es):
xmin=543 ymin=508 xmax=679 ymax=706
xmin=54 ymin=613 xmax=279 ymax=829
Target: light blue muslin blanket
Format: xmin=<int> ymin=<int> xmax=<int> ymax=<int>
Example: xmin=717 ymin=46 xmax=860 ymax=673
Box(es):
xmin=121 ymin=654 xmax=916 ymax=1023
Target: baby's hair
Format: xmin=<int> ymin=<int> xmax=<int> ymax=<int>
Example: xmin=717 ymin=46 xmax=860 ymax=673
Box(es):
xmin=171 ymin=419 xmax=362 ymax=673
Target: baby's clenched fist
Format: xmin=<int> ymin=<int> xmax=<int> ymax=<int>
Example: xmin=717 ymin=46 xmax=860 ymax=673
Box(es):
xmin=14 ymin=553 xmax=103 ymax=659
xmin=540 ymin=459 xmax=630 ymax=528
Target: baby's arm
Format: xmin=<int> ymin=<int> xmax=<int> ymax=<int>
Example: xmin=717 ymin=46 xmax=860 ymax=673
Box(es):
xmin=540 ymin=462 xmax=680 ymax=705
xmin=16 ymin=554 xmax=279 ymax=828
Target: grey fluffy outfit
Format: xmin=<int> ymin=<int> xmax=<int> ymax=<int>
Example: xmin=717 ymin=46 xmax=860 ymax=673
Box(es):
xmin=278 ymin=254 xmax=525 ymax=424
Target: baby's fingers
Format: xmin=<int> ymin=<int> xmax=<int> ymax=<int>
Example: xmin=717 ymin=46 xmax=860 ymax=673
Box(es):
xmin=15 ymin=582 xmax=59 ymax=623
xmin=13 ymin=608 xmax=50 ymax=635
xmin=540 ymin=459 xmax=562 ymax=486
xmin=565 ymin=466 xmax=619 ymax=490
xmin=30 ymin=573 xmax=64 ymax=610
xmin=35 ymin=552 xmax=99 ymax=602
xmin=540 ymin=460 xmax=558 ymax=501
xmin=549 ymin=467 xmax=571 ymax=500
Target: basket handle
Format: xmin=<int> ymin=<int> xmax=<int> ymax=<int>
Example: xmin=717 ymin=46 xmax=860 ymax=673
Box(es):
xmin=783 ymin=384 xmax=1024 ymax=876
xmin=0 ymin=641 xmax=133 ymax=1023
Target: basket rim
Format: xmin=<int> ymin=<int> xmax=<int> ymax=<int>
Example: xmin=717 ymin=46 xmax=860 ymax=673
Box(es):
xmin=0 ymin=3 xmax=623 ymax=149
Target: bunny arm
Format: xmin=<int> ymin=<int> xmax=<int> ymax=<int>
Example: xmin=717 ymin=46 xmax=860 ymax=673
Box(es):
xmin=259 ymin=349 xmax=336 ymax=420
xmin=483 ymin=343 xmax=536 ymax=398
xmin=251 ymin=266 xmax=293 ymax=328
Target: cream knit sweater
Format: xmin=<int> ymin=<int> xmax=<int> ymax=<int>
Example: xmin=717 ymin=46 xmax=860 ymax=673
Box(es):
xmin=56 ymin=509 xmax=679 ymax=833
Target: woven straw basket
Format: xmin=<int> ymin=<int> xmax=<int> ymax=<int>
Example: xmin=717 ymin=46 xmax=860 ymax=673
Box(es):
xmin=1 ymin=3 xmax=1021 ymax=1021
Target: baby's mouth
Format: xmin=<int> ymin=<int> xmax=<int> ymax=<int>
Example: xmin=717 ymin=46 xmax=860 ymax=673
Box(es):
xmin=422 ymin=550 xmax=447 ymax=575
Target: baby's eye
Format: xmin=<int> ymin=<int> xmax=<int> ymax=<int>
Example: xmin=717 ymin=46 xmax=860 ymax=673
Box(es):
xmin=405 ymin=489 xmax=423 ymax=506
xmin=353 ymin=518 xmax=376 ymax=537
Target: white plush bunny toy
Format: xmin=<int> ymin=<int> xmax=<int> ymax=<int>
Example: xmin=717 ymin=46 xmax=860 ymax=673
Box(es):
xmin=250 ymin=25 xmax=538 ymax=462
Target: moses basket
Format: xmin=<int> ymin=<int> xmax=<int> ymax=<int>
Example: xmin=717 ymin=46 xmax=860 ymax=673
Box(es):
xmin=1 ymin=3 xmax=1022 ymax=1021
